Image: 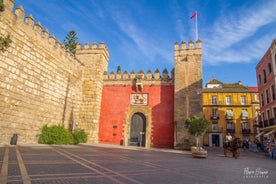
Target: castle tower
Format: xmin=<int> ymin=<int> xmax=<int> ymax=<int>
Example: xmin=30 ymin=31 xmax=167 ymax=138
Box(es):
xmin=76 ymin=42 xmax=109 ymax=143
xmin=174 ymin=40 xmax=203 ymax=149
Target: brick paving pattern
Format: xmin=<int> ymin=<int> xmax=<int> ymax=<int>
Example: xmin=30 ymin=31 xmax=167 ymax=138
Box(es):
xmin=0 ymin=144 xmax=275 ymax=184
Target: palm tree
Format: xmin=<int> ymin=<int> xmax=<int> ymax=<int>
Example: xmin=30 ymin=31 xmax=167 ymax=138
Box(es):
xmin=185 ymin=116 xmax=210 ymax=148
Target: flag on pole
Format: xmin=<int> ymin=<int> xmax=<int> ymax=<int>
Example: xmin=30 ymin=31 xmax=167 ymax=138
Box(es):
xmin=190 ymin=11 xmax=198 ymax=40
xmin=191 ymin=12 xmax=197 ymax=19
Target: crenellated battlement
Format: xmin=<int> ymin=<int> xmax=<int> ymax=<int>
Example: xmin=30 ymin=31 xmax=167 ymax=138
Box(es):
xmin=174 ymin=40 xmax=202 ymax=56
xmin=174 ymin=40 xmax=202 ymax=50
xmin=76 ymin=42 xmax=109 ymax=62
xmin=104 ymin=69 xmax=172 ymax=80
xmin=1 ymin=0 xmax=81 ymax=66
xmin=3 ymin=0 xmax=14 ymax=11
xmin=103 ymin=69 xmax=173 ymax=86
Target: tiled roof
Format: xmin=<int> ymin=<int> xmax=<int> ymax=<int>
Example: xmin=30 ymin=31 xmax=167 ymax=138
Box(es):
xmin=222 ymin=83 xmax=245 ymax=88
xmin=206 ymin=78 xmax=223 ymax=85
xmin=203 ymin=78 xmax=252 ymax=93
xmin=202 ymin=87 xmax=249 ymax=93
xmin=246 ymin=86 xmax=258 ymax=93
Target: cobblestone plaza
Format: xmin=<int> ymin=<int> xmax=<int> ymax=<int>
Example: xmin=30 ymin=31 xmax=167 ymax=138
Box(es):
xmin=0 ymin=144 xmax=275 ymax=184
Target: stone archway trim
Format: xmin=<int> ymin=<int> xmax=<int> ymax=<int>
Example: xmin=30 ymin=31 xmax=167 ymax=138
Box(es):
xmin=123 ymin=106 xmax=152 ymax=148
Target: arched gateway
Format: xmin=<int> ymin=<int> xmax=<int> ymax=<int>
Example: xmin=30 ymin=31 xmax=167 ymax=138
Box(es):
xmin=129 ymin=113 xmax=146 ymax=147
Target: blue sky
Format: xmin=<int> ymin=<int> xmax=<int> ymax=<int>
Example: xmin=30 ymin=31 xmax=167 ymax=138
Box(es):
xmin=14 ymin=0 xmax=276 ymax=86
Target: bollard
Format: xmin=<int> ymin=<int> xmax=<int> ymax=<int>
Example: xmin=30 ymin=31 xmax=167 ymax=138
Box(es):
xmin=10 ymin=133 xmax=18 ymax=145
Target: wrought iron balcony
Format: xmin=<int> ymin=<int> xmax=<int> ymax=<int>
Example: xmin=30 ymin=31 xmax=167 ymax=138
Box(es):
xmin=264 ymin=120 xmax=269 ymax=127
xmin=226 ymin=128 xmax=235 ymax=133
xmin=241 ymin=116 xmax=249 ymax=120
xmin=211 ymin=116 xmax=219 ymax=120
xmin=242 ymin=129 xmax=251 ymax=134
xmin=258 ymin=119 xmax=276 ymax=128
xmin=209 ymin=127 xmax=223 ymax=133
xmin=269 ymin=118 xmax=276 ymax=126
xmin=258 ymin=121 xmax=264 ymax=128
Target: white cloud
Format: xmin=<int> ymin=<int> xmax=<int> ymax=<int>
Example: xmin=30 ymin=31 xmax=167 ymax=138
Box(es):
xmin=203 ymin=0 xmax=276 ymax=65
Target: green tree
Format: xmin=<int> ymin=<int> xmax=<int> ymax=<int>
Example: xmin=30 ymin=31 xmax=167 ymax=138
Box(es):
xmin=185 ymin=116 xmax=210 ymax=148
xmin=117 ymin=66 xmax=121 ymax=73
xmin=63 ymin=30 xmax=78 ymax=55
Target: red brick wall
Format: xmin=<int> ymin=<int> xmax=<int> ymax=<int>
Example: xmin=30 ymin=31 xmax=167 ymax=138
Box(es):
xmin=256 ymin=49 xmax=276 ymax=120
xmin=99 ymin=85 xmax=174 ymax=148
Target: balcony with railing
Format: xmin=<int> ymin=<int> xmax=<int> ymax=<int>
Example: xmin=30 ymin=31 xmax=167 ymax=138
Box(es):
xmin=240 ymin=116 xmax=249 ymax=120
xmin=269 ymin=118 xmax=276 ymax=126
xmin=264 ymin=120 xmax=269 ymax=127
xmin=209 ymin=127 xmax=223 ymax=133
xmin=211 ymin=115 xmax=219 ymax=120
xmin=226 ymin=128 xmax=235 ymax=133
xmin=242 ymin=129 xmax=251 ymax=134
xmin=258 ymin=118 xmax=276 ymax=128
xmin=210 ymin=99 xmax=223 ymax=105
xmin=225 ymin=116 xmax=233 ymax=120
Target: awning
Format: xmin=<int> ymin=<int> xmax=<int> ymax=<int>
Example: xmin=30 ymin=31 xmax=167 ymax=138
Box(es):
xmin=255 ymin=131 xmax=265 ymax=139
xmin=226 ymin=110 xmax=233 ymax=118
xmin=241 ymin=110 xmax=248 ymax=119
xmin=264 ymin=130 xmax=276 ymax=137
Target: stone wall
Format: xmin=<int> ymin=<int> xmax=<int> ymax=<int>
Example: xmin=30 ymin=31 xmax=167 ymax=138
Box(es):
xmin=76 ymin=42 xmax=109 ymax=143
xmin=174 ymin=40 xmax=203 ymax=149
xmin=0 ymin=0 xmax=83 ymax=144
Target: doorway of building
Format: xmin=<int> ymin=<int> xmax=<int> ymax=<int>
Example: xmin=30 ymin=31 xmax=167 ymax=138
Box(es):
xmin=212 ymin=134 xmax=220 ymax=147
xmin=129 ymin=113 xmax=146 ymax=147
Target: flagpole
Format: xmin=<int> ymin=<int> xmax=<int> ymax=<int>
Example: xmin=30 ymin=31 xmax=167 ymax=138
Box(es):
xmin=195 ymin=11 xmax=198 ymax=41
xmin=191 ymin=11 xmax=198 ymax=41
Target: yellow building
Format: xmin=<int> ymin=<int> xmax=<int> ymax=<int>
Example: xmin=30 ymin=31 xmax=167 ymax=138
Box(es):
xmin=202 ymin=78 xmax=259 ymax=147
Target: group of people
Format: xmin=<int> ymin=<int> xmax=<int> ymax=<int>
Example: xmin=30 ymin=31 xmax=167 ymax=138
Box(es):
xmin=224 ymin=133 xmax=276 ymax=159
xmin=262 ymin=138 xmax=276 ymax=159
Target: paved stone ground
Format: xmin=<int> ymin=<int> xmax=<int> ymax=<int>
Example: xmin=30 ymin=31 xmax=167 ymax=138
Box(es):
xmin=0 ymin=144 xmax=275 ymax=184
